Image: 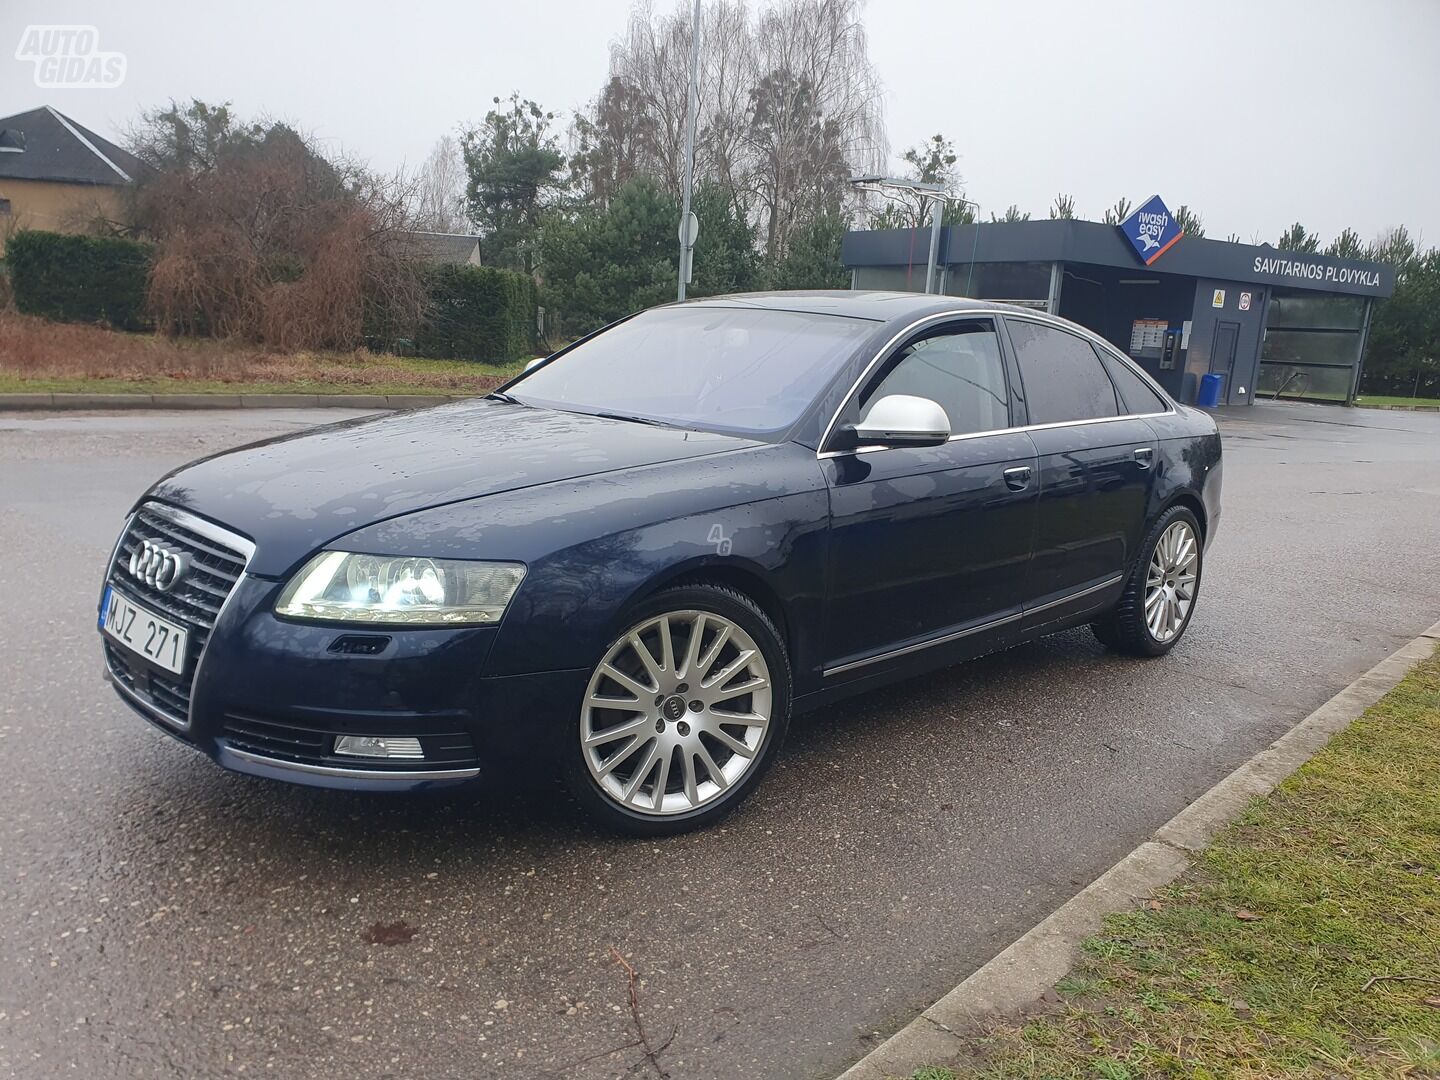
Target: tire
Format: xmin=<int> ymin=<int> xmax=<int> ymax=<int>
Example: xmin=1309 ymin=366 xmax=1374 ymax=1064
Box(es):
xmin=562 ymin=583 xmax=792 ymax=836
xmin=1092 ymin=505 xmax=1203 ymax=657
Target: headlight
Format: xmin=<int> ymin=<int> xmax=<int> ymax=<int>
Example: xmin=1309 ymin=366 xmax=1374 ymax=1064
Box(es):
xmin=275 ymin=551 xmax=526 ymax=625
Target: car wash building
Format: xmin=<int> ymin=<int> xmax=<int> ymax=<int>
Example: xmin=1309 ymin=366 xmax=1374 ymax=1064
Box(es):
xmin=841 ymin=197 xmax=1394 ymax=405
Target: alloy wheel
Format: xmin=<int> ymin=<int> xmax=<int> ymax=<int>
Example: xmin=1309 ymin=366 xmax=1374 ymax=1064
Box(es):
xmin=581 ymin=610 xmax=772 ymax=816
xmin=1145 ymin=520 xmax=1198 ymax=643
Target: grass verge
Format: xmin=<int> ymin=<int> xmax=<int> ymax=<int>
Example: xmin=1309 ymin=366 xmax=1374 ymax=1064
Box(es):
xmin=1355 ymin=395 xmax=1440 ymax=409
xmin=0 ymin=310 xmax=527 ymax=396
xmin=914 ymin=646 xmax=1440 ymax=1080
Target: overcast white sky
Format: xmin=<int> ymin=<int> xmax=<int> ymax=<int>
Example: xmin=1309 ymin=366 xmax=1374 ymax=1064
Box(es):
xmin=3 ymin=0 xmax=1436 ymax=246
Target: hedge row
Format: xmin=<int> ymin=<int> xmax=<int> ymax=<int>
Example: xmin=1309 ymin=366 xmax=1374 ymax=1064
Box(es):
xmin=6 ymin=229 xmax=152 ymax=330
xmin=415 ymin=263 xmax=537 ymax=362
xmin=5 ymin=229 xmax=538 ymax=363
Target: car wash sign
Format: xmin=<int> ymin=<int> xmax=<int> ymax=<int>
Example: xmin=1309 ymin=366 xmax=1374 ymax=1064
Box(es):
xmin=1119 ymin=195 xmax=1183 ymax=265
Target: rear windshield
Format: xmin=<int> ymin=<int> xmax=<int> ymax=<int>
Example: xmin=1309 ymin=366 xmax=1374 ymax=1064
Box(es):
xmin=511 ymin=306 xmax=873 ymax=437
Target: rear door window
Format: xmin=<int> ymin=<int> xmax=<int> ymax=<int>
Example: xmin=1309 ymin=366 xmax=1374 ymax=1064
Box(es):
xmin=1005 ymin=319 xmax=1120 ymax=424
xmin=1096 ymin=348 xmax=1170 ymax=415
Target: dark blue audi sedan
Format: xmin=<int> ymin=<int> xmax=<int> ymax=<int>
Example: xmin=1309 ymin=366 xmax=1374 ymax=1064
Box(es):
xmin=99 ymin=292 xmax=1221 ymax=834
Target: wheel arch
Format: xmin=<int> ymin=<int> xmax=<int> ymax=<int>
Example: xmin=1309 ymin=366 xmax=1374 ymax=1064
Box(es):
xmin=1160 ymin=490 xmax=1208 ymax=540
xmin=627 ymin=557 xmax=793 ymax=661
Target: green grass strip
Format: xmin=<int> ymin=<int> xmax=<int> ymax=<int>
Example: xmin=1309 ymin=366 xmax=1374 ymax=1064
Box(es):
xmin=915 ymin=647 xmax=1440 ymax=1080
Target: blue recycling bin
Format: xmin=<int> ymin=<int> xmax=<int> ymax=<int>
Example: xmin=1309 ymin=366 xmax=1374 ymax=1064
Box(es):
xmin=1197 ymin=372 xmax=1226 ymax=408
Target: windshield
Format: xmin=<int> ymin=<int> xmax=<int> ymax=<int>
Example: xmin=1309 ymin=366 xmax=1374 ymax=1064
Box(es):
xmin=510 ymin=306 xmax=873 ymax=437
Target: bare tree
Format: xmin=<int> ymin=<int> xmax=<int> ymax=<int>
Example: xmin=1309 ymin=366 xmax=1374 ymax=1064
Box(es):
xmin=132 ymin=103 xmax=425 ymax=350
xmin=568 ymin=77 xmax=659 ymax=208
xmin=1049 ymin=193 xmax=1076 ymax=220
xmin=744 ymin=0 xmax=885 ymax=257
xmin=603 ymin=0 xmax=885 ymax=259
xmin=606 ymin=1 xmax=701 ymax=195
xmin=412 ymin=135 xmax=468 ymax=233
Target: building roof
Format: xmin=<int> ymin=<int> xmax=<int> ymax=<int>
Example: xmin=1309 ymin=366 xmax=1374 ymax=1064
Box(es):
xmin=398 ymin=230 xmax=482 ymax=265
xmin=0 ymin=106 xmax=143 ymax=186
xmin=843 ymin=218 xmax=1395 ymax=299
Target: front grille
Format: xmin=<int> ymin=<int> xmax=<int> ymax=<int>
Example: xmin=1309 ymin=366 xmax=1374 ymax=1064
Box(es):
xmin=104 ymin=503 xmax=252 ymax=728
xmin=220 ymin=712 xmax=478 ymax=771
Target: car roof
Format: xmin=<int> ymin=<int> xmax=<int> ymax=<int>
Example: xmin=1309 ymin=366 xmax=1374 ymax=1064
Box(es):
xmin=672 ymin=290 xmax=1030 ymax=324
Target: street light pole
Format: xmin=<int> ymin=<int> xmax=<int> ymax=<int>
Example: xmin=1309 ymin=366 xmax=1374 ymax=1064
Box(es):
xmin=677 ymin=0 xmax=701 ymax=301
xmin=924 ymin=194 xmax=943 ymax=294
xmin=848 ymin=176 xmax=974 ymax=296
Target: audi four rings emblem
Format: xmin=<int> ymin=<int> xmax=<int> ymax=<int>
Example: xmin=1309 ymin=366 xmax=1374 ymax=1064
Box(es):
xmin=129 ymin=540 xmax=190 ymax=591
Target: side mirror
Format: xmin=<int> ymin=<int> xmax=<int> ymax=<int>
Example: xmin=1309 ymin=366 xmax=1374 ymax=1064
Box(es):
xmin=852 ymin=394 xmax=951 ymax=447
xmin=523 ymin=356 xmax=547 ymax=374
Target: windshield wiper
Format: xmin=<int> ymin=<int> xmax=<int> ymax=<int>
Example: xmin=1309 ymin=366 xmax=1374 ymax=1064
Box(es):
xmin=591 ymin=410 xmax=666 ymax=427
xmin=487 ymin=390 xmax=522 ymax=404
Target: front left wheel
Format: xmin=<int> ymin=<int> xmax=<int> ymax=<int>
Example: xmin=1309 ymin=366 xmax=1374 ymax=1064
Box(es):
xmin=564 ymin=583 xmax=791 ymax=835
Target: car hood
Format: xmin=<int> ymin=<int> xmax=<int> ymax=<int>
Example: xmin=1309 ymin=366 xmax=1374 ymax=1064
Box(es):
xmin=147 ymin=398 xmax=762 ymax=577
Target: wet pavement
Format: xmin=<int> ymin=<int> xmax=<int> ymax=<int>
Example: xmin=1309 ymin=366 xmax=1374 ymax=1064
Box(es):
xmin=1 ymin=401 xmax=1438 ymax=1079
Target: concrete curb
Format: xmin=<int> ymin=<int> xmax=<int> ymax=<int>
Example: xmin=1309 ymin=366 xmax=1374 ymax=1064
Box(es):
xmin=1354 ymin=403 xmax=1440 ymax=412
xmin=836 ymin=620 xmax=1440 ymax=1080
xmin=0 ymin=392 xmax=473 ymax=411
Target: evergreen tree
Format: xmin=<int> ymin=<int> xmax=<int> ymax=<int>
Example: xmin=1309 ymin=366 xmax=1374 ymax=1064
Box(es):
xmin=462 ymin=94 xmax=567 ymax=274
xmin=765 ymin=210 xmax=850 ymax=290
xmin=1276 ymin=221 xmax=1320 ymax=252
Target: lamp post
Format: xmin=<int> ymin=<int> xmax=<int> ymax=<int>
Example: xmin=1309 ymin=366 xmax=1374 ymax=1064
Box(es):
xmin=676 ymin=0 xmax=701 ymax=301
xmin=849 ymin=176 xmax=971 ymax=294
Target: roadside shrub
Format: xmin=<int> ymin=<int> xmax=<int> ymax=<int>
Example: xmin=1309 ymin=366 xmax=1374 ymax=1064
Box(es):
xmin=6 ymin=229 xmax=152 ymax=330
xmin=133 ymin=109 xmax=426 ymax=351
xmin=415 ymin=264 xmax=536 ymax=362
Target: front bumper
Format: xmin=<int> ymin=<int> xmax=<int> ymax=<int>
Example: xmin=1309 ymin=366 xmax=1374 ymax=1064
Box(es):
xmin=103 ymin=574 xmax=587 ymax=792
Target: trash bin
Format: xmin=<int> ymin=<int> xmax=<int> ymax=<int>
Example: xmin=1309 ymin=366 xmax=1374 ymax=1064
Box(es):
xmin=1197 ymin=372 xmax=1226 ymax=408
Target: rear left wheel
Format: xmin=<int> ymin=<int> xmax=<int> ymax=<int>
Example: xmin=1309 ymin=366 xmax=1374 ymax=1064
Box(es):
xmin=565 ymin=584 xmax=791 ymax=835
xmin=1092 ymin=506 xmax=1202 ymax=657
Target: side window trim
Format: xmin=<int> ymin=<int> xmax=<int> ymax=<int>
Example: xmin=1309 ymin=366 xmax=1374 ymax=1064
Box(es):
xmin=1002 ymin=315 xmax=1122 ymax=424
xmin=995 ymin=315 xmax=1031 ymax=428
xmin=816 ymin=309 xmax=1177 ymax=457
xmin=1001 ymin=313 xmax=1175 ymax=417
xmin=849 ymin=314 xmax=1016 ymax=436
xmin=1091 ymin=339 xmax=1177 ymax=413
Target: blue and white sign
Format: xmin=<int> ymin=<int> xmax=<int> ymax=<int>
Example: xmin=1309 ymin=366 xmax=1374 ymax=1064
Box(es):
xmin=1119 ymin=195 xmax=1183 ymax=265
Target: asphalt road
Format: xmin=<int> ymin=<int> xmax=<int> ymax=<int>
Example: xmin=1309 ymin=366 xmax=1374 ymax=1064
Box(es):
xmin=2 ymin=402 xmax=1438 ymax=1080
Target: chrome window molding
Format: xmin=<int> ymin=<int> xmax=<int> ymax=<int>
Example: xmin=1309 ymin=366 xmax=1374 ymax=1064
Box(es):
xmin=816 ymin=410 xmax=1175 ymax=459
xmin=1003 ymin=308 xmax=1177 ymax=409
xmin=224 ymin=746 xmax=480 ymax=782
xmin=815 ymin=306 xmax=1177 ymax=459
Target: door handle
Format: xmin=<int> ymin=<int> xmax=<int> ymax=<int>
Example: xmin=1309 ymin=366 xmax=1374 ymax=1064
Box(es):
xmin=1003 ymin=465 xmax=1032 ymax=491
xmin=1133 ymin=447 xmax=1154 ymax=470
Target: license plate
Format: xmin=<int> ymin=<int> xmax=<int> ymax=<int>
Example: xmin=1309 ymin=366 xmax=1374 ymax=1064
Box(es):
xmin=101 ymin=587 xmax=189 ymax=675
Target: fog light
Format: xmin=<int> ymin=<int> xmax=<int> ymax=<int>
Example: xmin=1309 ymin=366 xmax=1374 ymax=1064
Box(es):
xmin=333 ymin=735 xmax=424 ymax=760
